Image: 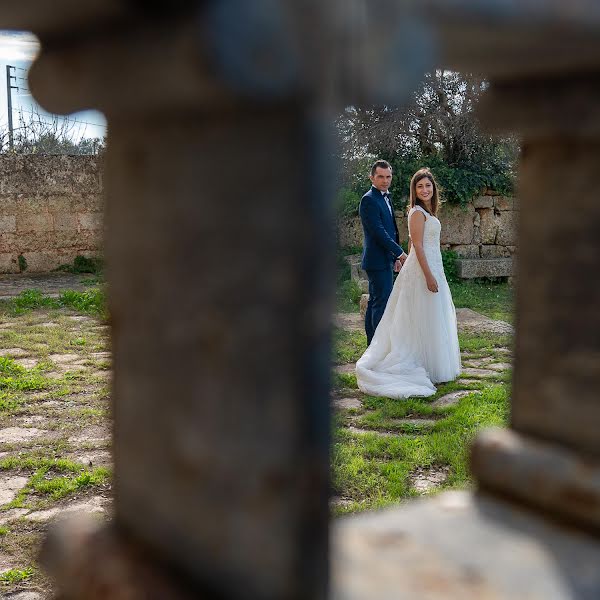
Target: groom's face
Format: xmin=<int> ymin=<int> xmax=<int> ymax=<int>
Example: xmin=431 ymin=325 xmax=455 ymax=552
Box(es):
xmin=370 ymin=167 xmax=392 ymax=192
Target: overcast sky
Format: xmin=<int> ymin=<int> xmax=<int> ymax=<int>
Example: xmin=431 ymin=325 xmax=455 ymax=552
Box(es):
xmin=0 ymin=30 xmax=107 ymax=142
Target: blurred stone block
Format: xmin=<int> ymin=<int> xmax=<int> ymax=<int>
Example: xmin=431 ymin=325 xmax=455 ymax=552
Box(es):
xmin=456 ymin=258 xmax=513 ymax=279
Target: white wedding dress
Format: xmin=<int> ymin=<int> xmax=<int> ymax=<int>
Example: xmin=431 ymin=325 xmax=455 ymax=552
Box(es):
xmin=356 ymin=205 xmax=461 ymax=398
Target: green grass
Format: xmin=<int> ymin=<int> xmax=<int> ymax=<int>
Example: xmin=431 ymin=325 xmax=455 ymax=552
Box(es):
xmin=458 ymin=331 xmax=513 ymax=354
xmin=449 ymin=279 xmax=514 ymax=322
xmin=0 ymin=567 xmax=35 ymax=585
xmin=336 ymin=279 xmax=363 ymax=313
xmin=1 ymin=288 xmax=107 ymax=318
xmin=330 ymin=295 xmax=513 ymax=514
xmin=0 ymin=456 xmax=112 ymax=509
xmin=33 ymin=467 xmax=111 ymax=501
xmin=332 ymin=372 xmax=358 ymax=390
xmin=331 ymin=382 xmax=509 ymax=513
xmin=332 ymin=328 xmax=367 ymax=364
xmin=0 ymin=296 xmax=112 ymax=597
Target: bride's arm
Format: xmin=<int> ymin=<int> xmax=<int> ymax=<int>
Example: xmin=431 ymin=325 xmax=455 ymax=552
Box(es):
xmin=408 ymin=211 xmax=439 ymax=293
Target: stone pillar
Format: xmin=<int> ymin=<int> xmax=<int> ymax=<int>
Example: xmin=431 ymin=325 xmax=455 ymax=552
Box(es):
xmin=104 ymin=107 xmax=333 ymax=599
xmin=469 ymin=76 xmax=600 ymax=528
xmin=24 ymin=4 xmax=335 ymax=598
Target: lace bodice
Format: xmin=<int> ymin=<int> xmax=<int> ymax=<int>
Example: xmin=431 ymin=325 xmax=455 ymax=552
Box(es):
xmin=408 ymin=205 xmax=440 ymax=249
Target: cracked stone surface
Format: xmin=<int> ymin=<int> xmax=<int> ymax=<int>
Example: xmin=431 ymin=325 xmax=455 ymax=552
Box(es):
xmin=346 ymin=426 xmax=398 ymax=438
xmin=0 ymin=427 xmax=44 ymax=444
xmin=0 ymin=509 xmax=29 ymax=525
xmin=4 ymin=592 xmax=45 ymax=599
xmin=396 ymin=418 xmax=436 ymax=426
xmin=0 ymin=273 xmax=92 ymax=298
xmin=463 ymin=358 xmax=495 ymax=368
xmin=0 ymin=476 xmax=29 ymax=505
xmin=0 ymin=553 xmax=17 ymax=574
xmin=0 ymin=348 xmax=29 ymax=357
xmin=12 ymin=358 xmax=38 ymax=369
xmin=16 ymin=415 xmax=47 ymax=426
xmin=330 ymin=496 xmax=354 ymax=508
xmin=25 ymin=496 xmax=110 ymax=523
xmin=334 ymin=364 xmax=355 ymax=374
xmin=488 ymin=362 xmax=512 ymax=371
xmin=333 ymin=397 xmax=363 ymax=410
xmin=72 ymin=450 xmax=112 ymax=467
xmin=333 ymin=313 xmax=363 ymax=332
xmin=432 ymin=391 xmax=476 ymax=408
xmin=461 ymin=367 xmax=498 ymax=377
xmin=455 ymin=308 xmax=513 ymax=335
xmin=48 ymin=353 xmax=80 ymax=363
xmin=410 ymin=465 xmax=450 ymax=493
xmin=68 ymin=426 xmax=111 ymax=444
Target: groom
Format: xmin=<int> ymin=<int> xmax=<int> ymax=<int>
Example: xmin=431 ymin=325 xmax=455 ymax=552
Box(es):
xmin=359 ymin=160 xmax=407 ymax=345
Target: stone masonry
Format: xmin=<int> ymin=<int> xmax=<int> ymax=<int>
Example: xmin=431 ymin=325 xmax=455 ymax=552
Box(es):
xmin=338 ymin=191 xmax=518 ymax=278
xmin=0 ymin=155 xmax=103 ymax=273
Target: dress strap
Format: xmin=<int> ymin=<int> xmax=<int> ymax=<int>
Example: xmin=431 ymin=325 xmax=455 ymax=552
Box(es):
xmin=409 ymin=205 xmax=429 ymax=219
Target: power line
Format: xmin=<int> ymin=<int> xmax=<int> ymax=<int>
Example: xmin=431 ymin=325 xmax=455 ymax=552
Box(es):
xmin=15 ymin=107 xmax=107 ymax=130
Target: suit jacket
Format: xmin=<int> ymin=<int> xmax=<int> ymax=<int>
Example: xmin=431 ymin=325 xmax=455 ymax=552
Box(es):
xmin=359 ymin=186 xmax=404 ymax=270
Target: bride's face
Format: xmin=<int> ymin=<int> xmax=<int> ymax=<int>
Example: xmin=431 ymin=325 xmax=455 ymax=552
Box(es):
xmin=415 ymin=178 xmax=434 ymax=202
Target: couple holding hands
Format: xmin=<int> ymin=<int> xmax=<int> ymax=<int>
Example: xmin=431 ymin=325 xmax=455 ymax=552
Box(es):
xmin=356 ymin=160 xmax=461 ymax=399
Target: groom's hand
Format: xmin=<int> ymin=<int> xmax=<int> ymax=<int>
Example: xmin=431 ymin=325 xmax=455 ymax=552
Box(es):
xmin=398 ymin=252 xmax=407 ymax=265
xmin=394 ymin=259 xmax=402 ymax=273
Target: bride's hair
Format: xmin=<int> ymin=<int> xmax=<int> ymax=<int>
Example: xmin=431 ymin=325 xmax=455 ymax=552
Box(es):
xmin=409 ymin=168 xmax=440 ymax=216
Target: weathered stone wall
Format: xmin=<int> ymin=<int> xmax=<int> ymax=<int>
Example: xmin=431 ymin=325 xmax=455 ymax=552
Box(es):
xmin=0 ymin=155 xmax=103 ymax=273
xmin=337 ymin=191 xmax=518 ymax=259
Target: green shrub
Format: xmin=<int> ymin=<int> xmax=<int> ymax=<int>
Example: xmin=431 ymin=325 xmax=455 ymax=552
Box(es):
xmin=389 ymin=154 xmax=513 ymax=207
xmin=56 ymin=255 xmax=103 ymax=274
xmin=442 ymin=249 xmax=459 ymax=283
xmin=17 ymin=254 xmax=27 ymax=272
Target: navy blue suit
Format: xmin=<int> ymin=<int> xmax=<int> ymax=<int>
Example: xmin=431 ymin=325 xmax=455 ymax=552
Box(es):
xmin=359 ymin=186 xmax=404 ymax=344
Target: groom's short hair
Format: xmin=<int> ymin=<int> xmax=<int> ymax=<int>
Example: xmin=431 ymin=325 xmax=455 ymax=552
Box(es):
xmin=370 ymin=160 xmax=392 ymax=176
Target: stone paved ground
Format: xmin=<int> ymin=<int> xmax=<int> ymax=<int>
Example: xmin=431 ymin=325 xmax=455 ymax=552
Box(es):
xmin=331 ymin=307 xmax=513 ymax=505
xmin=0 ymin=273 xmax=95 ymax=300
xmin=333 ymin=308 xmax=514 ymax=337
xmin=0 ymin=274 xmax=513 ymax=596
xmin=0 ymin=277 xmax=111 ymax=598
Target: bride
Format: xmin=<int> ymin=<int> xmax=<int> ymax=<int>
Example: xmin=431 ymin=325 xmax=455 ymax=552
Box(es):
xmin=356 ymin=168 xmax=461 ymax=398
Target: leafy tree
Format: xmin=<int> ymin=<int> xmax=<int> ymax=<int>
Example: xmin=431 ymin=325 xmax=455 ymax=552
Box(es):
xmin=336 ymin=71 xmax=519 ymax=216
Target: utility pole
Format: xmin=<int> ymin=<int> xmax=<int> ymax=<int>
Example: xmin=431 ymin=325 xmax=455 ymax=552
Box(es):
xmin=5 ymin=65 xmax=18 ymax=150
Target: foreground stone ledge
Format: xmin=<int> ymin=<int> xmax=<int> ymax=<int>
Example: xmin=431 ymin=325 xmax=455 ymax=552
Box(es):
xmin=40 ymin=515 xmax=200 ymax=600
xmin=471 ymin=428 xmax=600 ymax=529
xmin=331 ymin=490 xmax=600 ymax=599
